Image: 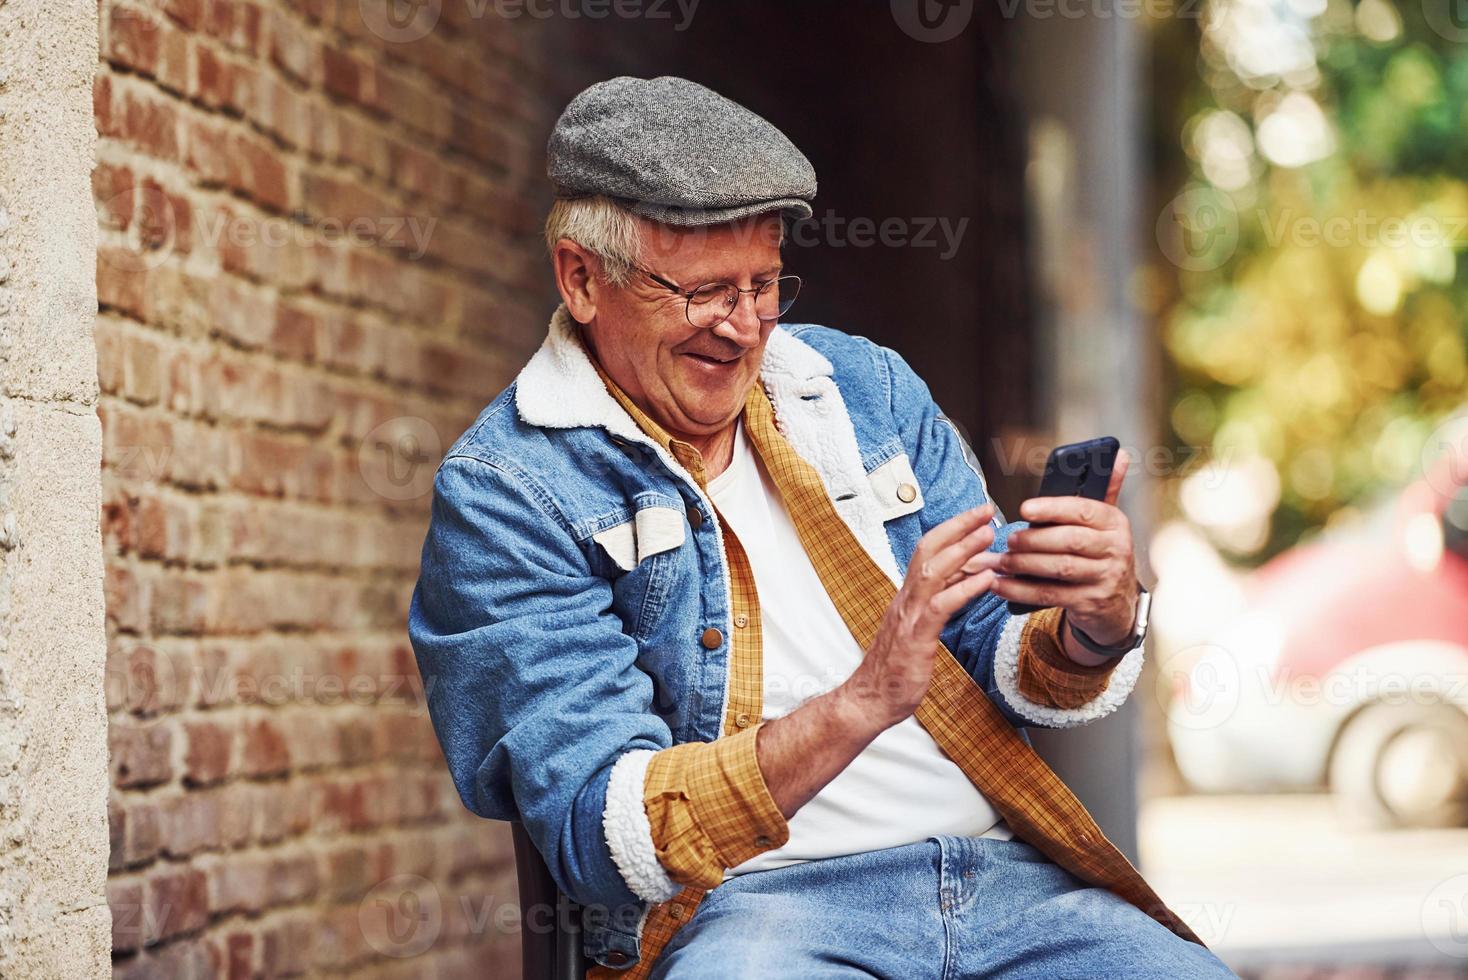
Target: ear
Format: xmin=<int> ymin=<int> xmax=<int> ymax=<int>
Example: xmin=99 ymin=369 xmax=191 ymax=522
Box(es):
xmin=551 ymin=237 xmax=600 ymax=324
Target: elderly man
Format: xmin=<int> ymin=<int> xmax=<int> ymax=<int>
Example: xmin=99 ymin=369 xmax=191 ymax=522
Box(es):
xmin=409 ymin=77 xmax=1234 ymax=979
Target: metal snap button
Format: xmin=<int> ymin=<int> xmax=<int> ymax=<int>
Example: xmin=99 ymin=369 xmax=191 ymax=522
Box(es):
xmin=896 ymin=482 xmax=918 ymax=503
xmin=700 ymin=627 xmax=723 ymax=649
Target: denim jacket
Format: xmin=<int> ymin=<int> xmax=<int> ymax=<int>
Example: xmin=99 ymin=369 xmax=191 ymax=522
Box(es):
xmin=407 ymin=306 xmax=1144 ymax=968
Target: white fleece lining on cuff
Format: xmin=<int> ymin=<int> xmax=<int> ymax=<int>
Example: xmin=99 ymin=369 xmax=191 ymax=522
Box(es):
xmin=603 ymin=749 xmax=682 ymax=904
xmin=992 ymin=613 xmax=1145 ymax=728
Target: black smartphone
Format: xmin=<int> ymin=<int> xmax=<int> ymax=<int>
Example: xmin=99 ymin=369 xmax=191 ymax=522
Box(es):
xmin=1005 ymin=436 xmax=1120 ymax=616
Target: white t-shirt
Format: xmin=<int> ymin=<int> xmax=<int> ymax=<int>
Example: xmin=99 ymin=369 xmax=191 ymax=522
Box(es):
xmin=708 ymin=421 xmax=1009 ymax=878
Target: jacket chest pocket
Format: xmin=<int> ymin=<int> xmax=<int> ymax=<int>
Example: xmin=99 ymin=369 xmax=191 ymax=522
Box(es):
xmin=867 ymin=452 xmax=925 ymax=521
xmin=590 ymin=505 xmax=688 ymax=640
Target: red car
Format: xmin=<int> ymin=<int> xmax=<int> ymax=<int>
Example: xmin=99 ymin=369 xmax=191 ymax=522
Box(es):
xmin=1167 ymin=441 xmax=1468 ymax=827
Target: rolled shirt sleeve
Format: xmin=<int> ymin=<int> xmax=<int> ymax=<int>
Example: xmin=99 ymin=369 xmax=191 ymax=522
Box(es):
xmin=641 ymin=725 xmax=789 ymax=891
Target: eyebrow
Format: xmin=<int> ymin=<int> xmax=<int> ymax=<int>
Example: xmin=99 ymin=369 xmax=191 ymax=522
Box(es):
xmin=693 ymin=264 xmax=783 ymax=284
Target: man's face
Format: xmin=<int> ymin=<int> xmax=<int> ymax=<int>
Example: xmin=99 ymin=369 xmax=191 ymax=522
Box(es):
xmin=583 ymin=214 xmax=784 ymax=443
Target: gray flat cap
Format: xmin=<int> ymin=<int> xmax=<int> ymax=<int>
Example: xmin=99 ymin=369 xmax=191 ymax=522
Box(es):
xmin=547 ymin=75 xmax=816 ymax=227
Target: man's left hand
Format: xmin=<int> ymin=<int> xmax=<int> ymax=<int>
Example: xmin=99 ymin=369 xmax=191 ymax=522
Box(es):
xmin=989 ymin=448 xmax=1140 ymax=648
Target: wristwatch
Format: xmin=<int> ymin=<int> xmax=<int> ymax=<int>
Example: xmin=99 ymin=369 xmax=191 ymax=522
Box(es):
xmin=1066 ymin=585 xmax=1150 ymax=659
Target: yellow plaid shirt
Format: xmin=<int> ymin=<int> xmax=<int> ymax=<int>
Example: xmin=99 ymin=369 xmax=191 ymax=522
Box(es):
xmin=586 ymin=362 xmax=1201 ymax=979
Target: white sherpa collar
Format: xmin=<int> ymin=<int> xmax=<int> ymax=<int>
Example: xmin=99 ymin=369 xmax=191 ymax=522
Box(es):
xmin=514 ymin=304 xmax=904 ymax=585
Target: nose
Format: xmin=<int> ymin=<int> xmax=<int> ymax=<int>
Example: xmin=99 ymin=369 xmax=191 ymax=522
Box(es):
xmin=710 ymin=289 xmax=763 ymax=347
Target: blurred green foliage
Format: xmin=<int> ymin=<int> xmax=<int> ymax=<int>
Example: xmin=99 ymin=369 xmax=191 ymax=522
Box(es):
xmin=1157 ymin=0 xmax=1468 ymax=560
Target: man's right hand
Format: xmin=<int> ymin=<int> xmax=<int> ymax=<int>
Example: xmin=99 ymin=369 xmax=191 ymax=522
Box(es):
xmin=756 ymin=503 xmax=1001 ymax=819
xmin=838 ymin=504 xmax=1001 ymax=731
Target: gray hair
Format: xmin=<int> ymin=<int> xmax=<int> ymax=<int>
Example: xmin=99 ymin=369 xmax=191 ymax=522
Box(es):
xmin=544 ymin=195 xmax=790 ymax=289
xmin=544 ymin=195 xmax=643 ymax=287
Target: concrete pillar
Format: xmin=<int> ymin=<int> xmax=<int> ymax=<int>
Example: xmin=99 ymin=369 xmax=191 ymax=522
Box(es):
xmin=1013 ymin=10 xmax=1152 ymax=863
xmin=0 ymin=0 xmax=111 ymax=973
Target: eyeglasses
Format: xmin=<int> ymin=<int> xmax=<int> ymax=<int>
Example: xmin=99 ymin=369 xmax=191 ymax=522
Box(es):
xmin=638 ymin=267 xmax=802 ymax=330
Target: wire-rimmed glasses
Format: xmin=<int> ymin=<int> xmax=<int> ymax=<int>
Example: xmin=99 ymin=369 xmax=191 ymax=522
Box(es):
xmin=639 ymin=267 xmax=802 ymax=329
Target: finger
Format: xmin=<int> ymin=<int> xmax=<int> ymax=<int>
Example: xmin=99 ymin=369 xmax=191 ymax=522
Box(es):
xmin=924 ymin=522 xmax=997 ymax=583
xmin=1005 ymin=524 xmax=1112 ymax=558
xmin=1104 ymin=448 xmax=1130 ymax=507
xmin=989 ymin=575 xmax=1084 ymax=609
xmin=1017 ymin=495 xmax=1115 ymax=529
xmin=942 ymin=551 xmax=1004 ymax=588
xmin=925 ymin=569 xmax=995 ymax=623
xmin=912 ymin=504 xmax=995 ymax=565
xmin=995 ymin=551 xmax=1107 ymax=583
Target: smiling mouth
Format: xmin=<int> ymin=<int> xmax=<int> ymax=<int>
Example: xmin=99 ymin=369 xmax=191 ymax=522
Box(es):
xmin=683 ymin=351 xmax=742 ymax=366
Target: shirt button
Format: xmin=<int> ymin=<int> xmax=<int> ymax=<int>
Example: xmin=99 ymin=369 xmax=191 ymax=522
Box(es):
xmin=687 ymin=506 xmax=704 ymax=529
xmin=669 ymin=903 xmax=686 ymax=920
xmin=700 ymin=627 xmax=723 ymax=649
xmin=754 ymin=834 xmax=772 ymax=848
xmin=733 ymin=613 xmax=749 ymax=629
xmin=734 ymin=711 xmax=752 ymax=729
xmin=897 ymin=482 xmax=918 ymax=503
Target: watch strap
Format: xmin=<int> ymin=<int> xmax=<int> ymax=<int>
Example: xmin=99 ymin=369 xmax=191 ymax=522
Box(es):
xmin=1066 ymin=586 xmax=1150 ymax=659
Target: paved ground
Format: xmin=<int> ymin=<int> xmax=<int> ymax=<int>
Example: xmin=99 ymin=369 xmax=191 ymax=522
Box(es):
xmin=1140 ymin=794 xmax=1468 ymax=978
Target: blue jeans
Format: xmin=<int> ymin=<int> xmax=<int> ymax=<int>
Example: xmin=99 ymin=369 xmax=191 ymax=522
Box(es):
xmin=648 ymin=836 xmax=1237 ymax=979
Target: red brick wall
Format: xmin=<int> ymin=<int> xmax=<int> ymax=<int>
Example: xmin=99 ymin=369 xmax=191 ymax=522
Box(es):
xmin=94 ymin=2 xmax=587 ymax=975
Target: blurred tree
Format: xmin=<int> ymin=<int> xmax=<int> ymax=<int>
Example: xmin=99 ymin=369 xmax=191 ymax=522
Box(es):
xmin=1150 ymin=0 xmax=1468 ymax=562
